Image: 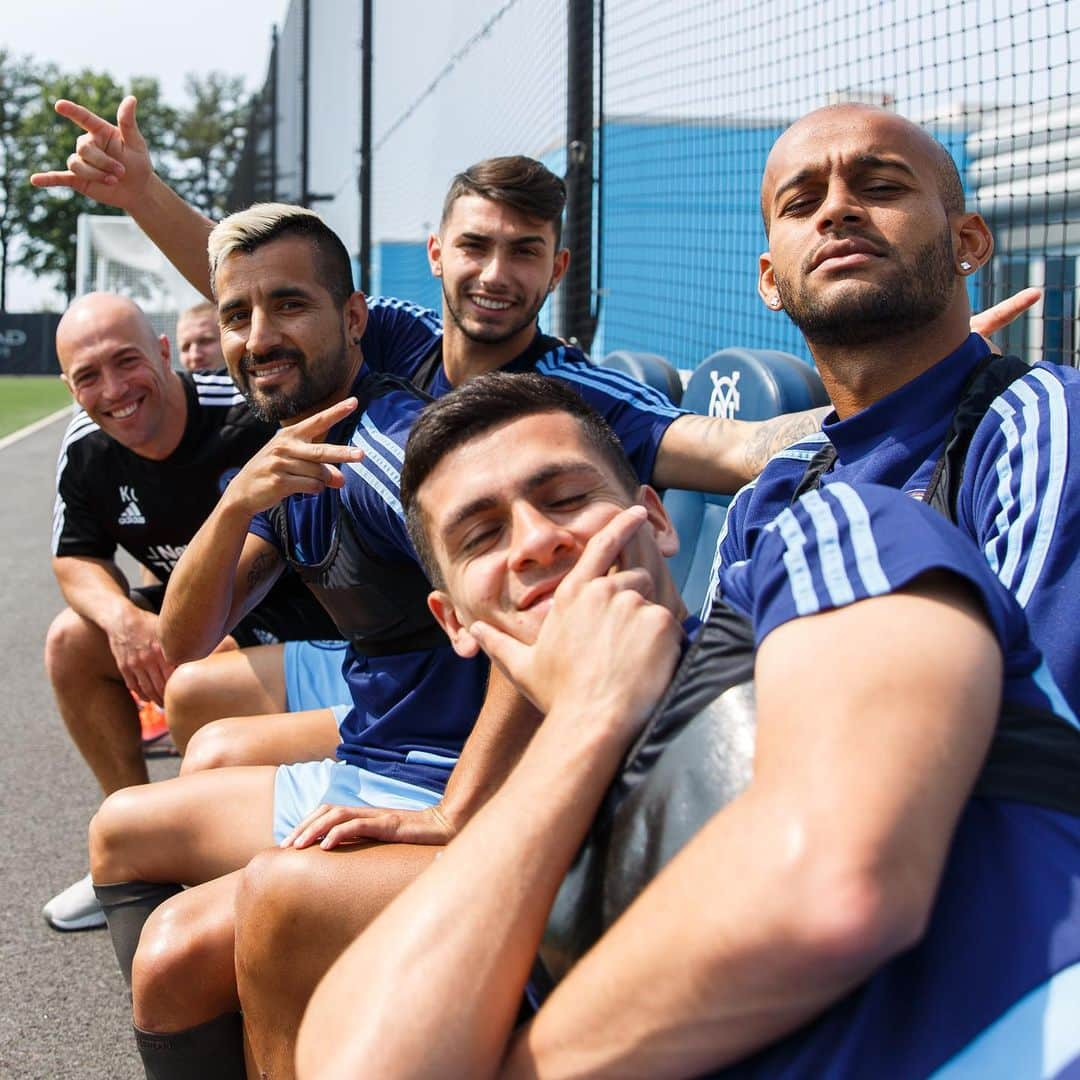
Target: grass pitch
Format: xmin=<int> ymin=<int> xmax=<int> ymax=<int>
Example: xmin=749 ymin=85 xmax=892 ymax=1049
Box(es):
xmin=0 ymin=376 xmax=72 ymax=439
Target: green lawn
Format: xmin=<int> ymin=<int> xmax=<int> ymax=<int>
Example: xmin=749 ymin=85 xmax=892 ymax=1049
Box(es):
xmin=0 ymin=376 xmax=73 ymax=439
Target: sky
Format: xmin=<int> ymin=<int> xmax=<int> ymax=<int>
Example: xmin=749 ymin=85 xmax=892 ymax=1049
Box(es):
xmin=4 ymin=0 xmax=290 ymax=310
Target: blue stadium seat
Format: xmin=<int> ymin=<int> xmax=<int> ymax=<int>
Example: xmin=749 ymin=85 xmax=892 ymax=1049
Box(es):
xmin=664 ymin=348 xmax=827 ymax=615
xmin=601 ymin=351 xmax=684 ymax=406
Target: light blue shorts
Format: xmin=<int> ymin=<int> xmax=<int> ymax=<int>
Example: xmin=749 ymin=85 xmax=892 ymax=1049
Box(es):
xmin=283 ymin=640 xmax=351 ymax=712
xmin=272 ymin=757 xmax=442 ymax=842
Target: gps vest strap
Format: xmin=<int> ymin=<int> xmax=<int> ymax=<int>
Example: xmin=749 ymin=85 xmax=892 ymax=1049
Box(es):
xmin=790 ymin=352 xmax=1031 ymax=522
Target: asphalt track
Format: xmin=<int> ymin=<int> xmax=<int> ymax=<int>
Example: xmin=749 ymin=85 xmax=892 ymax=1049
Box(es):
xmin=0 ymin=411 xmax=178 ymax=1079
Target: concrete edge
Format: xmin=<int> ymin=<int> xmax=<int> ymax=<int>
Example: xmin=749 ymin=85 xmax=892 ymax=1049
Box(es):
xmin=0 ymin=406 xmax=73 ymax=453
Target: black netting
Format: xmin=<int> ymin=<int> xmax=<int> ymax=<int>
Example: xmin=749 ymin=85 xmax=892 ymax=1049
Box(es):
xmin=232 ymin=0 xmax=1080 ymax=368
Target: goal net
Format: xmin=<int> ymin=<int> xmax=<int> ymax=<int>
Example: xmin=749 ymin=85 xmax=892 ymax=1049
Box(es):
xmin=75 ymin=214 xmax=207 ymax=348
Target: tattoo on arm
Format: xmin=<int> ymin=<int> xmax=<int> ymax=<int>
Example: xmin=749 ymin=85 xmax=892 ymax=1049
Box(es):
xmin=743 ymin=407 xmax=830 ymax=477
xmin=246 ymin=550 xmax=279 ymax=594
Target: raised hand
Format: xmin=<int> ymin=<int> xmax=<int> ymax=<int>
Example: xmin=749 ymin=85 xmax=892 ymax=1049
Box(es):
xmin=29 ymin=95 xmax=152 ymax=210
xmin=223 ymin=396 xmax=365 ymax=520
xmin=970 ymin=287 xmax=1041 ymax=353
xmin=470 ymin=506 xmax=684 ymax=730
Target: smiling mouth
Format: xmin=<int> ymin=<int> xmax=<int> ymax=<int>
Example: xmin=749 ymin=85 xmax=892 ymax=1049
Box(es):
xmin=105 ymin=398 xmax=142 ymax=420
xmin=469 ymin=295 xmax=514 ymax=312
xmin=244 ymin=360 xmax=297 ymax=381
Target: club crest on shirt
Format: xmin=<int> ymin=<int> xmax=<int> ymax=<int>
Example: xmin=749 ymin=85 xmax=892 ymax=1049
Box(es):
xmin=709 ymin=370 xmax=741 ymax=419
xmin=117 ymin=485 xmax=146 ymax=526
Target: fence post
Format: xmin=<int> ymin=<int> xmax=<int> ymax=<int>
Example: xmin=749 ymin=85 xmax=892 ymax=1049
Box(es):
xmin=561 ymin=0 xmax=596 ymax=351
xmin=358 ymin=0 xmax=373 ymax=295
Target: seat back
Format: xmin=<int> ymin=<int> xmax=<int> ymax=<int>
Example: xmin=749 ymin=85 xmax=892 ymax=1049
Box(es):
xmin=665 ymin=348 xmax=826 ymax=614
xmin=601 ymin=351 xmax=684 ymax=406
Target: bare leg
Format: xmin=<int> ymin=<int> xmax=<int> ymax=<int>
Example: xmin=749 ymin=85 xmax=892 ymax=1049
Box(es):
xmin=181 ymin=708 xmax=340 ymax=774
xmin=165 ymin=644 xmax=288 ymax=752
xmin=132 ymin=872 xmax=244 ymax=1032
xmin=90 ymin=765 xmax=278 ymax=886
xmin=44 ymin=607 xmax=146 ymax=794
xmin=236 ymin=843 xmax=439 ymax=1078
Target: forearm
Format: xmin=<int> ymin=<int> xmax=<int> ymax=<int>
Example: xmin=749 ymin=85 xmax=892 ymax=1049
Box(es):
xmin=510 ymin=581 xmax=1002 ymax=1077
xmin=438 ymin=666 xmax=543 ymax=828
xmin=159 ymin=496 xmax=273 ymax=664
xmin=53 ymin=556 xmax=136 ymax=633
xmin=504 ymin=792 xmax=877 ymax=1079
xmin=652 ymin=407 xmax=828 ymax=493
xmin=127 ymin=174 xmax=215 ymax=299
xmin=297 ymin=707 xmax=629 ymax=1080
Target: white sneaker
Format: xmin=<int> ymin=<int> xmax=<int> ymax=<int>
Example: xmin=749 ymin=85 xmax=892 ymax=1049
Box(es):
xmin=42 ymin=872 xmax=106 ymax=931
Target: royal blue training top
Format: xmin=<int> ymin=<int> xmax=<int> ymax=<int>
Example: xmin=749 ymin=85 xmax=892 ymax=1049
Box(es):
xmin=711 ymin=333 xmax=1080 ymax=715
xmin=360 ymin=296 xmax=684 ymax=484
xmin=249 ymin=368 xmax=488 ymax=792
xmin=710 ymin=481 xmax=1080 ymax=1077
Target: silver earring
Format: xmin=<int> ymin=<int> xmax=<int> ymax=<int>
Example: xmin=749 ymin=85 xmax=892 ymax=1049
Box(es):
xmin=960 ymin=261 xmax=972 ymax=272
xmin=770 ymin=296 xmax=782 ymax=308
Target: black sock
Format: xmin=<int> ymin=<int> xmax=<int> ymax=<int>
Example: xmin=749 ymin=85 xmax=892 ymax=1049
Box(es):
xmin=94 ymin=880 xmax=183 ymax=987
xmin=134 ymin=1013 xmax=245 ymax=1079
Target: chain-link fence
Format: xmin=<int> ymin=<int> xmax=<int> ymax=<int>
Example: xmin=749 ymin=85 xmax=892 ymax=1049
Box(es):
xmin=231 ymin=0 xmax=1080 ymax=368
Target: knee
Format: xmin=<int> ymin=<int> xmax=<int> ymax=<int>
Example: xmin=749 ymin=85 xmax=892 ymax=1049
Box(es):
xmin=235 ymin=849 xmax=311 ymax=980
xmin=179 ymin=719 xmax=239 ymax=774
xmin=89 ymin=787 xmax=145 ymax=882
xmin=163 ymin=660 xmax=212 ymax=750
xmin=131 ymin=897 xmax=211 ymax=1030
xmin=44 ymin=607 xmax=102 ymax=684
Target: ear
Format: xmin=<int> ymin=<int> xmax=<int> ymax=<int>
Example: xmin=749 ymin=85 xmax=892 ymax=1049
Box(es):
xmin=59 ymin=372 xmax=74 ymax=396
xmin=344 ymin=290 xmax=369 ymax=344
xmin=953 ymin=212 xmax=994 ymax=275
xmin=758 ymin=251 xmax=782 ymax=311
xmin=640 ymin=484 xmax=680 ymax=558
xmin=548 ymin=247 xmax=570 ymax=293
xmin=428 ymin=590 xmax=481 ymax=658
xmin=158 ymin=334 xmax=171 ymax=367
xmin=427 ymin=232 xmax=443 ymax=277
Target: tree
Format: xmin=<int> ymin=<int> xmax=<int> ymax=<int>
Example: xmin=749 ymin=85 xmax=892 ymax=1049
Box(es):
xmin=16 ymin=70 xmax=177 ymax=302
xmin=172 ymin=72 xmax=250 ymax=220
xmin=0 ymin=50 xmax=43 ymax=312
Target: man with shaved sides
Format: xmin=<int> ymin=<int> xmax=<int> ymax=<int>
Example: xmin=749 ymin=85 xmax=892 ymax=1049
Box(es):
xmin=44 ymin=292 xmax=337 ymax=932
xmin=714 ymin=103 xmax=1080 ymax=717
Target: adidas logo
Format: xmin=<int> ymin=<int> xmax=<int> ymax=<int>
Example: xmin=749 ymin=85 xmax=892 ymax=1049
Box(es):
xmin=118 ymin=485 xmax=146 ymax=526
xmin=118 ymin=502 xmax=146 ymax=526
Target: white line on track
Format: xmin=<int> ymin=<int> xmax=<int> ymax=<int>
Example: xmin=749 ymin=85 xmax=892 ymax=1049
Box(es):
xmin=0 ymin=406 xmax=74 ymax=452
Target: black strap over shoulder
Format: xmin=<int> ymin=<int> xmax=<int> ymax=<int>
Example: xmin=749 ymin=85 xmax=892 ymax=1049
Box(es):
xmin=790 ymin=441 xmax=838 ymax=503
xmin=410 ymin=343 xmax=446 ymax=395
xmin=792 ymin=352 xmax=1031 ymax=525
xmin=922 ymin=353 xmax=1030 ymax=521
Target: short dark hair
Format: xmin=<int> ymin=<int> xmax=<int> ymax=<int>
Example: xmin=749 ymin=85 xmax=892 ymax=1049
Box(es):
xmin=440 ymin=156 xmax=567 ymax=248
xmin=208 ymin=203 xmax=356 ymax=306
xmin=401 ymin=372 xmax=639 ymax=586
